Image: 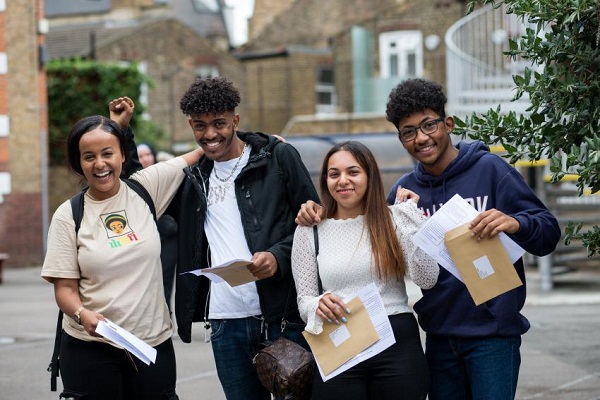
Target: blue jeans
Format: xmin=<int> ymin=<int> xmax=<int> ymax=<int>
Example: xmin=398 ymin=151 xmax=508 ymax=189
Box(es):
xmin=426 ymin=335 xmax=522 ymax=400
xmin=210 ymin=316 xmax=307 ymax=400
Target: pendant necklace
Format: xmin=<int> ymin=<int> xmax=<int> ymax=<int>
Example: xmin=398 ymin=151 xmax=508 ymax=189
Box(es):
xmin=213 ymin=143 xmax=248 ymax=183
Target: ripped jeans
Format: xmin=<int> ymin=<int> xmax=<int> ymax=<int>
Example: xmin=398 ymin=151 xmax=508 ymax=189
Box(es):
xmin=59 ymin=333 xmax=178 ymax=400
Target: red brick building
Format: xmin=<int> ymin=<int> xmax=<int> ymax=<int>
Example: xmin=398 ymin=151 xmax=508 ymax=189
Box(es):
xmin=0 ymin=0 xmax=48 ymax=267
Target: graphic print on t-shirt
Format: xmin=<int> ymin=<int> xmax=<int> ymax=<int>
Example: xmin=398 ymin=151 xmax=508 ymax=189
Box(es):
xmin=100 ymin=210 xmax=141 ymax=248
xmin=102 ymin=211 xmax=130 ymax=237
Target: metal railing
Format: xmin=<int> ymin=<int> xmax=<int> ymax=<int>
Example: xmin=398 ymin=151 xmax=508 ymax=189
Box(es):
xmin=445 ymin=4 xmax=532 ymax=117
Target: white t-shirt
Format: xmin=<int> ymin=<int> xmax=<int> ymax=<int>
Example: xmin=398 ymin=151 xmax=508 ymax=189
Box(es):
xmin=291 ymin=201 xmax=440 ymax=334
xmin=41 ymin=157 xmax=187 ymax=347
xmin=205 ymin=147 xmax=261 ymax=319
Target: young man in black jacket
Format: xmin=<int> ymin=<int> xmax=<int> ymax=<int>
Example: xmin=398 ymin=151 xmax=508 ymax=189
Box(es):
xmin=171 ymin=77 xmax=320 ymax=399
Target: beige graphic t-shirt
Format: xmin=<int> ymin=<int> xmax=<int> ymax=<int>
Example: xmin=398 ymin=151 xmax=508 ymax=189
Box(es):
xmin=42 ymin=157 xmax=187 ymax=347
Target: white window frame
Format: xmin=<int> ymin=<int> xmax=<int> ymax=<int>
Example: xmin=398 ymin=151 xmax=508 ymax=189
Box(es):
xmin=0 ymin=115 xmax=9 ymax=136
xmin=195 ymin=65 xmax=219 ymax=79
xmin=379 ymin=31 xmax=424 ymax=79
xmin=315 ymin=67 xmax=336 ymax=114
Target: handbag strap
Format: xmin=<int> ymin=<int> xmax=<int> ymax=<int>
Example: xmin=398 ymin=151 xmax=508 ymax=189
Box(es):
xmin=281 ymin=279 xmax=293 ymax=332
xmin=280 ymin=225 xmax=323 ymax=333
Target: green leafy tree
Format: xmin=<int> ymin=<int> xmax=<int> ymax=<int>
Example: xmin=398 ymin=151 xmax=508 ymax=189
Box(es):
xmin=455 ymin=0 xmax=600 ymax=256
xmin=47 ymin=58 xmax=166 ymax=164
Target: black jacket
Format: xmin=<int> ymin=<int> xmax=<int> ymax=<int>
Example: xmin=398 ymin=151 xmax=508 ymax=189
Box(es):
xmin=172 ymin=132 xmax=320 ymax=343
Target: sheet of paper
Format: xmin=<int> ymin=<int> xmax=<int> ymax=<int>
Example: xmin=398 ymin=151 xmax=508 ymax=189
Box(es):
xmin=412 ymin=194 xmax=525 ymax=281
xmin=95 ymin=320 xmax=157 ymax=365
xmin=305 ymin=282 xmax=396 ymax=381
xmin=183 ymin=259 xmax=256 ymax=287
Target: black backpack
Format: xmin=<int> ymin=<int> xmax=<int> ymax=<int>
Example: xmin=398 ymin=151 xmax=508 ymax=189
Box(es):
xmin=47 ymin=178 xmax=156 ymax=391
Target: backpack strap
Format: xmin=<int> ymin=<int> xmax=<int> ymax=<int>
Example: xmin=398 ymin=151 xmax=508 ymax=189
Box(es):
xmin=123 ymin=178 xmax=157 ymax=221
xmin=70 ymin=188 xmax=88 ymax=234
xmin=47 ymin=310 xmax=63 ymax=391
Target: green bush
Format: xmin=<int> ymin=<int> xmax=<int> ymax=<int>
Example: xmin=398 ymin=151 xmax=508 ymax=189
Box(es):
xmin=48 ymin=58 xmax=165 ymax=165
xmin=456 ymin=0 xmax=600 ymax=256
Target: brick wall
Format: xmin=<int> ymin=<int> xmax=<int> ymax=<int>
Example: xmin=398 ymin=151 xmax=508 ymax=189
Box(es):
xmin=249 ymin=0 xmax=296 ymax=41
xmin=0 ymin=193 xmax=43 ymax=267
xmin=246 ymin=0 xmax=401 ymax=51
xmin=243 ymin=51 xmax=332 ymax=134
xmin=95 ymin=18 xmax=245 ymax=145
xmin=332 ymin=0 xmax=465 ymax=114
xmin=0 ymin=0 xmax=47 ymax=267
xmin=45 ymin=18 xmax=248 ymax=219
xmin=283 ymin=113 xmax=394 ymax=136
xmin=241 ymin=0 xmax=465 ymax=138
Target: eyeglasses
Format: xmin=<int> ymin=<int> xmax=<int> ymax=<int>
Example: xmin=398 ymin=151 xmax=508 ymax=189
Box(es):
xmin=398 ymin=117 xmax=445 ymax=143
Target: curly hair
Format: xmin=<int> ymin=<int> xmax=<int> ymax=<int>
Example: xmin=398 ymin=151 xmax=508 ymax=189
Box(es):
xmin=385 ymin=78 xmax=447 ymax=130
xmin=179 ymin=76 xmax=241 ymax=116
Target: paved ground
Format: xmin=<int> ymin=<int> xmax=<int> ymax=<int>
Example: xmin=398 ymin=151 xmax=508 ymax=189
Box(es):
xmin=1 ymin=265 xmax=599 ymax=399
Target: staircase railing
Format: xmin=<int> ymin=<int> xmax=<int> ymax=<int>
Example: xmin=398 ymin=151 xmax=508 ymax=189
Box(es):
xmin=445 ymin=4 xmax=532 ymax=117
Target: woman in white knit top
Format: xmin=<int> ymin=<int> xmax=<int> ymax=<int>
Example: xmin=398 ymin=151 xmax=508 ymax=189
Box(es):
xmin=291 ymin=141 xmax=439 ymax=399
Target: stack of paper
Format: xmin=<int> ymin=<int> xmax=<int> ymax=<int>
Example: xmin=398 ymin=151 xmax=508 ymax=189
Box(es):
xmin=95 ymin=320 xmax=157 ymax=365
xmin=412 ymin=194 xmax=525 ymax=304
xmin=303 ymin=283 xmax=396 ymax=381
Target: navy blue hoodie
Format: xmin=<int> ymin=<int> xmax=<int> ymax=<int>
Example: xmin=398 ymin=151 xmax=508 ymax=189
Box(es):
xmin=387 ymin=141 xmax=560 ymax=337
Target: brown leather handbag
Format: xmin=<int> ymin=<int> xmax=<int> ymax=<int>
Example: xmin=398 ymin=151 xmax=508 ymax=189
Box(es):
xmin=253 ymin=226 xmax=323 ymax=399
xmin=254 ymin=335 xmax=315 ymax=399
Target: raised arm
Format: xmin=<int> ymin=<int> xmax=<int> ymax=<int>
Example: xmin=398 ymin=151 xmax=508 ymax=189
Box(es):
xmin=109 ymin=96 xmax=141 ymax=177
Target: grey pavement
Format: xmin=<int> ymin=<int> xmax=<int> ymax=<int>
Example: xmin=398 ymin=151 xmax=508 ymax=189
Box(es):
xmin=1 ymin=265 xmax=599 ymax=399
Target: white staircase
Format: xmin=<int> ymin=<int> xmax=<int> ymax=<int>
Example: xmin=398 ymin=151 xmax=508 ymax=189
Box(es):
xmin=445 ymin=4 xmax=534 ymax=118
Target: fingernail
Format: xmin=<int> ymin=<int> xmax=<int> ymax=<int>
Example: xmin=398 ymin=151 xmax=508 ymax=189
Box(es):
xmin=335 ymin=320 xmax=340 ymax=325
xmin=341 ymin=317 xmax=347 ymax=323
xmin=346 ymin=308 xmax=351 ymax=314
xmin=327 ymin=318 xmax=332 ymax=323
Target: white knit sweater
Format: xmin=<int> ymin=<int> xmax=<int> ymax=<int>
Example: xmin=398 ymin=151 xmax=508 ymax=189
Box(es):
xmin=291 ymin=201 xmax=439 ymax=334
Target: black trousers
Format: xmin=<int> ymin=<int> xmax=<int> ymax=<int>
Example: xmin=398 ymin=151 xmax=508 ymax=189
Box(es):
xmin=311 ymin=313 xmax=429 ymax=400
xmin=59 ymin=333 xmax=178 ymax=400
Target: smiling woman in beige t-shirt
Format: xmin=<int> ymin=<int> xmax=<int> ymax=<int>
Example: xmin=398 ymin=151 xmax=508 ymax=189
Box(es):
xmin=41 ymin=97 xmax=203 ymax=400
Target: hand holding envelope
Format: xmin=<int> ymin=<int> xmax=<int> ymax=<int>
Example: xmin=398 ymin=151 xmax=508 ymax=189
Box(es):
xmin=413 ymin=194 xmax=525 ymax=305
xmin=303 ymin=296 xmax=378 ymax=376
xmin=444 ymin=223 xmax=523 ymax=305
xmin=302 ymin=283 xmax=396 ymax=381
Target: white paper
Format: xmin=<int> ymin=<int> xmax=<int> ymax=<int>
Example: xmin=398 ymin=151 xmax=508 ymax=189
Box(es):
xmin=318 ymin=282 xmax=396 ymax=381
xmin=412 ymin=194 xmax=526 ymax=281
xmin=473 ymin=255 xmax=495 ymax=279
xmin=95 ymin=320 xmax=157 ymax=365
xmin=183 ymin=258 xmax=254 ymax=285
xmin=329 ymin=325 xmax=351 ymax=347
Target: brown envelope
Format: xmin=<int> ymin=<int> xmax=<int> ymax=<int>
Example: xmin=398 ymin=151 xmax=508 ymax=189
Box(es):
xmin=302 ymin=296 xmax=379 ymax=375
xmin=444 ymin=223 xmax=523 ymax=305
xmin=206 ymin=260 xmax=256 ymax=287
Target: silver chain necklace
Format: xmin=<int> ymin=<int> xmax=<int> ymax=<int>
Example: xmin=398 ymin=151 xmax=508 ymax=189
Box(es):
xmin=213 ymin=143 xmax=248 ymax=183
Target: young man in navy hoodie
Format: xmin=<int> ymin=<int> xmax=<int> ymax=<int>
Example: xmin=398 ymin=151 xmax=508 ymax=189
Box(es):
xmin=384 ymin=78 xmax=560 ymax=400
xmin=296 ymin=78 xmax=561 ymax=399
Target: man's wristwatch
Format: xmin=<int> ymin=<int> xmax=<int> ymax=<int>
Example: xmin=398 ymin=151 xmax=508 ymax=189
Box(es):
xmin=73 ymin=306 xmax=85 ymax=325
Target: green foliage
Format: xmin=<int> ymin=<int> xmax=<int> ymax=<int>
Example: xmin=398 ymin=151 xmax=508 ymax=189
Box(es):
xmin=457 ymin=0 xmax=600 ymax=256
xmin=47 ymin=58 xmax=165 ymax=164
xmin=136 ymin=119 xmax=169 ymax=150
